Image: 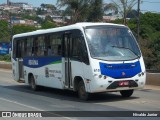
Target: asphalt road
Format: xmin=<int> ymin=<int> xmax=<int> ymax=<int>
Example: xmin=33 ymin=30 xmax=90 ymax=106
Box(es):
xmin=0 ymin=69 xmax=159 ymax=120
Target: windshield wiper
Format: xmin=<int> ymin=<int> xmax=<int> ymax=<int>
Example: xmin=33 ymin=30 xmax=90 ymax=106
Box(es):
xmin=111 ymin=46 xmax=140 ymax=58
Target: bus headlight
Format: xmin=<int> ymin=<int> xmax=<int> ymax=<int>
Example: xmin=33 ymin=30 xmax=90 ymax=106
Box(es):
xmin=141 ymin=72 xmax=145 ymax=76
xmin=99 ymin=75 xmax=102 ymax=78
xmin=138 ymin=72 xmax=145 ymax=77
xmin=138 ymin=73 xmax=141 ymax=77
xmin=104 ymin=76 xmax=107 ymax=79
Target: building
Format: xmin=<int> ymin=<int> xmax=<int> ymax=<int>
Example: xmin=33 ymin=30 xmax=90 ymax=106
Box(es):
xmin=11 ymin=2 xmax=33 ymax=10
xmin=103 ymin=13 xmax=122 ymax=22
xmin=11 ymin=19 xmax=37 ymax=26
xmin=7 ymin=0 xmax=33 ymax=10
xmin=0 ymin=4 xmax=21 ymax=14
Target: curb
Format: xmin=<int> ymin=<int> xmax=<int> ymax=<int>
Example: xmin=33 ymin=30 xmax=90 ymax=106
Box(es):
xmin=145 ymin=85 xmax=160 ymax=90
xmin=146 ymin=73 xmax=160 ymax=86
xmin=0 ymin=62 xmax=12 ymax=69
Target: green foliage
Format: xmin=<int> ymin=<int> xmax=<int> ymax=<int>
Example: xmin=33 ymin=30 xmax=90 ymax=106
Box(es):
xmin=87 ymin=0 xmax=103 ymax=22
xmin=36 ymin=8 xmax=46 ymax=15
xmin=111 ymin=0 xmax=137 ymax=25
xmin=140 ymin=12 xmax=160 ymax=31
xmin=13 ymin=25 xmax=37 ymax=35
xmin=139 ymin=13 xmax=160 ymax=70
xmin=41 ymin=14 xmax=57 ymax=29
xmin=57 ymin=0 xmax=103 ymax=23
xmin=45 ymin=15 xmax=53 ymax=22
xmin=0 ymin=54 xmax=11 ymax=62
xmin=41 ymin=4 xmax=56 ymax=10
xmin=0 ymin=20 xmax=10 ymax=42
xmin=41 ymin=21 xmax=57 ymax=29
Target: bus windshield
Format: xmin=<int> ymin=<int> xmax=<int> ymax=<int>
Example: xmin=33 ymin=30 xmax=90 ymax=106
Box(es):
xmin=85 ymin=26 xmax=141 ymax=61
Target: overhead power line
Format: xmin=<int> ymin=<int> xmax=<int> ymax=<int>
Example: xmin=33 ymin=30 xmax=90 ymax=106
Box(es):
xmin=142 ymin=1 xmax=160 ymax=4
xmin=137 ymin=0 xmax=140 ymax=41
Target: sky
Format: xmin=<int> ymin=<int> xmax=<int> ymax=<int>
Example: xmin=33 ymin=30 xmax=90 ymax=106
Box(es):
xmin=0 ymin=0 xmax=160 ymax=13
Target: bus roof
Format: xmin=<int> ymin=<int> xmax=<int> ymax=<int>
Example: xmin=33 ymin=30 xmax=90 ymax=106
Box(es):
xmin=13 ymin=22 xmax=126 ymax=39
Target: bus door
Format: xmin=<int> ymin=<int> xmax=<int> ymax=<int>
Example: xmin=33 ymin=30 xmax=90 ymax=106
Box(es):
xmin=17 ymin=40 xmax=25 ymax=81
xmin=63 ymin=33 xmax=72 ymax=89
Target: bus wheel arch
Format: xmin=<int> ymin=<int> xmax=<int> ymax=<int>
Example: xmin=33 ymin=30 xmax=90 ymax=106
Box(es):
xmin=28 ymin=73 xmax=38 ymax=91
xmin=73 ymin=76 xmax=90 ymax=100
xmin=73 ymin=76 xmax=83 ymax=91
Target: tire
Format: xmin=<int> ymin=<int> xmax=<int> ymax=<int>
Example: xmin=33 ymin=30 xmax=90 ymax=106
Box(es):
xmin=29 ymin=75 xmax=38 ymax=91
xmin=120 ymin=90 xmax=134 ymax=98
xmin=78 ymin=81 xmax=90 ymax=100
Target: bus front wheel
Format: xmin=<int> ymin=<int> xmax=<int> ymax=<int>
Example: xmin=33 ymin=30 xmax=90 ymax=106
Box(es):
xmin=120 ymin=90 xmax=134 ymax=98
xmin=78 ymin=81 xmax=90 ymax=100
xmin=29 ymin=75 xmax=38 ymax=91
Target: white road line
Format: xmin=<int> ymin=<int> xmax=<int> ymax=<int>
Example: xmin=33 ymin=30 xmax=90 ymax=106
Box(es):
xmin=0 ymin=97 xmax=73 ymax=120
xmin=0 ymin=97 xmax=43 ymax=111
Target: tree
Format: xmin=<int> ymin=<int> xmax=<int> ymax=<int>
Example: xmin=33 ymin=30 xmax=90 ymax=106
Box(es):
xmin=0 ymin=20 xmax=10 ymax=42
xmin=103 ymin=3 xmax=118 ymax=15
xmin=140 ymin=12 xmax=160 ymax=31
xmin=127 ymin=12 xmax=160 ymax=70
xmin=41 ymin=4 xmax=57 ymax=11
xmin=87 ymin=0 xmax=103 ymax=22
xmin=45 ymin=15 xmax=53 ymax=22
xmin=111 ymin=12 xmax=160 ymax=70
xmin=41 ymin=21 xmax=57 ymax=29
xmin=41 ymin=4 xmax=45 ymax=8
xmin=12 ymin=25 xmax=37 ymax=35
xmin=57 ymin=0 xmax=91 ymax=24
xmin=127 ymin=9 xmax=139 ymax=18
xmin=110 ymin=0 xmax=137 ymax=25
xmin=40 ymin=15 xmax=57 ymax=29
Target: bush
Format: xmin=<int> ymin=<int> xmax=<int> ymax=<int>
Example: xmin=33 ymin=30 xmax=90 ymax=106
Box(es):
xmin=0 ymin=54 xmax=11 ymax=62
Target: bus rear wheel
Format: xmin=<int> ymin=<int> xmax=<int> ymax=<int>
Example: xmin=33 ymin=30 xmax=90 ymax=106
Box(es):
xmin=29 ymin=75 xmax=38 ymax=91
xmin=120 ymin=90 xmax=134 ymax=98
xmin=78 ymin=81 xmax=90 ymax=100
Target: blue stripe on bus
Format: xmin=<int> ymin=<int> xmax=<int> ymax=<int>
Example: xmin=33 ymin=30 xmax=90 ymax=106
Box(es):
xmin=99 ymin=61 xmax=142 ymax=79
xmin=23 ymin=57 xmax=62 ymax=68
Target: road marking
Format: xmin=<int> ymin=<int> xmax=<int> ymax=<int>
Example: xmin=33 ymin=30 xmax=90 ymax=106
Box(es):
xmin=0 ymin=97 xmax=73 ymax=120
xmin=0 ymin=97 xmax=43 ymax=111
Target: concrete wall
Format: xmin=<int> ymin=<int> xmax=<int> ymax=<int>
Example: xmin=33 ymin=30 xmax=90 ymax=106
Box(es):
xmin=146 ymin=73 xmax=160 ymax=86
xmin=0 ymin=62 xmax=12 ymax=69
xmin=0 ymin=61 xmax=159 ymax=86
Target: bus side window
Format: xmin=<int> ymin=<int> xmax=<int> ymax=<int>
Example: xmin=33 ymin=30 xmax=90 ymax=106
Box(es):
xmin=58 ymin=45 xmax=62 ymax=55
xmin=71 ymin=37 xmax=81 ymax=61
xmin=49 ymin=33 xmax=62 ymax=56
xmin=17 ymin=40 xmax=25 ymax=58
xmin=38 ymin=36 xmax=45 ymax=56
xmin=80 ymin=37 xmax=89 ymax=65
xmin=13 ymin=39 xmax=17 ymax=58
xmin=26 ymin=37 xmax=33 ymax=57
xmin=71 ymin=30 xmax=89 ymax=64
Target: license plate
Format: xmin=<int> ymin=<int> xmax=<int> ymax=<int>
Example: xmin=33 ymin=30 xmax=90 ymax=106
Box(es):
xmin=119 ymin=81 xmax=129 ymax=86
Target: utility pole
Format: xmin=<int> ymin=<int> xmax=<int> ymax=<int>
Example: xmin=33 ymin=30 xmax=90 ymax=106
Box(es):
xmin=137 ymin=0 xmax=140 ymax=41
xmin=8 ymin=11 xmax=12 ymax=42
xmin=7 ymin=0 xmax=12 ymax=42
xmin=9 ymin=14 xmax=12 ymax=41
